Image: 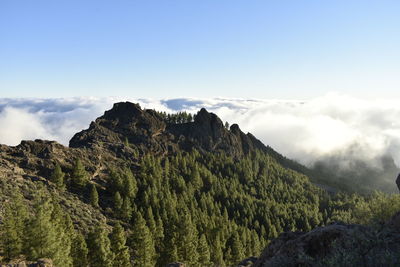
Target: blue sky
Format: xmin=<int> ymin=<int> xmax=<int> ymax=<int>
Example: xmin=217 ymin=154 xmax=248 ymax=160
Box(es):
xmin=1 ymin=0 xmax=399 ymax=98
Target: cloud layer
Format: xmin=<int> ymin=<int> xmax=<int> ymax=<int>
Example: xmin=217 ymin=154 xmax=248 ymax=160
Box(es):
xmin=1 ymin=94 xmax=400 ymax=171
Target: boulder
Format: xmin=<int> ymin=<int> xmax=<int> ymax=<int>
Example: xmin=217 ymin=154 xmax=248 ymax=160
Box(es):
xmin=252 ymin=222 xmax=400 ymax=266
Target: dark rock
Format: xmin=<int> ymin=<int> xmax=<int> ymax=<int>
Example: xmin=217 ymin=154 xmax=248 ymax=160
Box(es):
xmin=165 ymin=262 xmax=186 ymax=267
xmin=29 ymin=259 xmax=53 ymax=267
xmin=396 ymin=173 xmax=400 ymax=192
xmin=386 ymin=211 xmax=400 ymax=231
xmin=254 ymin=223 xmax=361 ymax=266
xmin=253 ymin=222 xmax=400 ymax=266
xmin=236 ymin=256 xmax=258 ymax=267
xmin=69 ymin=102 xmax=271 ymax=159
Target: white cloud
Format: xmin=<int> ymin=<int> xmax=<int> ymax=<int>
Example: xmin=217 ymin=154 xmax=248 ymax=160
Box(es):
xmin=1 ymin=94 xmax=400 ymax=170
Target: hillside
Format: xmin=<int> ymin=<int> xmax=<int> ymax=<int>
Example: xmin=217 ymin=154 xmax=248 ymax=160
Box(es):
xmin=1 ymin=102 xmax=400 ymax=266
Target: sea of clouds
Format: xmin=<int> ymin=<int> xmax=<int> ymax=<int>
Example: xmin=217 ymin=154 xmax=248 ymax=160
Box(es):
xmin=1 ymin=94 xmax=400 ymax=170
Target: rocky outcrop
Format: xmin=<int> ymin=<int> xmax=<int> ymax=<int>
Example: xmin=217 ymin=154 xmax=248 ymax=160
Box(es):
xmin=69 ymin=102 xmax=270 ymax=159
xmin=70 ymin=102 xmax=167 ymax=152
xmin=248 ymin=172 xmax=400 ymax=266
xmin=253 ymin=222 xmax=400 ymax=266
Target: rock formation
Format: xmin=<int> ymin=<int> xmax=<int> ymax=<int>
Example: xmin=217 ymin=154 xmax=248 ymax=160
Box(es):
xmin=69 ymin=102 xmax=271 ymax=159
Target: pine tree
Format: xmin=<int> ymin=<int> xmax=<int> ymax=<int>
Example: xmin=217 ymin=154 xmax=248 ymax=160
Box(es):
xmin=197 ymin=234 xmax=211 ymax=266
xmin=227 ymin=231 xmax=245 ymax=266
xmin=145 ymin=207 xmax=157 ymax=234
xmin=211 ymin=236 xmax=225 ymax=267
xmin=87 ymin=225 xmax=114 ymax=267
xmin=176 ymin=213 xmax=199 ymax=265
xmin=90 ymin=184 xmax=99 ymax=208
xmin=51 ymin=204 xmax=73 ymax=267
xmin=250 ymin=230 xmax=261 ymax=256
xmin=129 ymin=212 xmax=156 ymax=267
xmin=26 ymin=195 xmax=56 ymax=259
xmin=124 ymin=136 xmax=129 ymax=146
xmin=121 ymin=196 xmax=132 ymax=221
xmin=26 ymin=194 xmax=72 ymax=266
xmin=71 ymin=159 xmax=89 ymax=189
xmin=122 ymin=167 xmax=137 ymax=199
xmin=51 ymin=163 xmax=65 ymax=190
xmin=224 ymin=121 xmax=230 ymax=129
xmin=190 ymin=167 xmax=203 ymax=190
xmin=162 ymin=237 xmax=178 ymax=266
xmin=1 ymin=203 xmax=23 ymax=259
xmin=110 ymin=168 xmax=123 ymax=193
xmin=114 ymin=191 xmax=123 ymax=212
xmin=110 ymin=223 xmax=132 ymax=267
xmin=71 ymin=233 xmax=89 ymax=267
xmin=0 ymin=190 xmax=28 ymax=260
xmin=154 ymin=216 xmax=165 ymax=254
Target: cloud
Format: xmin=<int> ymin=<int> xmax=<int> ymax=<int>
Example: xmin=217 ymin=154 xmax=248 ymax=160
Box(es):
xmin=1 ymin=94 xmax=400 ymax=172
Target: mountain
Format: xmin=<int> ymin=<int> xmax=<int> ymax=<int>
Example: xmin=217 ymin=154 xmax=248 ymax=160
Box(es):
xmin=69 ymin=102 xmax=316 ymax=184
xmin=70 ymin=102 xmax=278 ymax=158
xmin=0 ymin=101 xmax=399 ymax=266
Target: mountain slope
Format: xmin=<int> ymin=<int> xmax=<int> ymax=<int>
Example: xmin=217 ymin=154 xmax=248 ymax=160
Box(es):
xmin=1 ymin=101 xmax=398 ymax=266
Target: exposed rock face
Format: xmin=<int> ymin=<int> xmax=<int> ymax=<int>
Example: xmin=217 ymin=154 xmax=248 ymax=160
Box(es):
xmin=396 ymin=173 xmax=400 ymax=192
xmin=253 ymin=222 xmax=400 ymax=266
xmin=70 ymin=102 xmax=269 ymax=158
xmin=70 ymin=102 xmax=167 ymax=152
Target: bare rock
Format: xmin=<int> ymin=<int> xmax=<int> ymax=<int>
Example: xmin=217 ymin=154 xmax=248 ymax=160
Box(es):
xmin=236 ymin=256 xmax=258 ymax=267
xmin=165 ymin=263 xmax=186 ymax=267
xmin=253 ymin=223 xmax=371 ymax=266
xmin=69 ymin=102 xmax=270 ymax=159
xmin=386 ymin=211 xmax=400 ymax=231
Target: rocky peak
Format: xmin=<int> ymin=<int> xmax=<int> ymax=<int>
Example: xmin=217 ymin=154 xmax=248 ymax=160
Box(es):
xmin=69 ymin=101 xmax=272 ymax=158
xmin=194 ymin=108 xmax=223 ymax=126
xmin=69 ymin=102 xmax=166 ymax=151
xmin=230 ymin=123 xmax=241 ymax=134
xmin=103 ymin=102 xmax=143 ymax=123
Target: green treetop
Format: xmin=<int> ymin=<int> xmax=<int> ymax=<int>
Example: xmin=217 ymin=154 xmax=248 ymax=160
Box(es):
xmin=71 ymin=159 xmax=89 ymax=189
xmin=110 ymin=222 xmax=132 ymax=267
xmin=50 ymin=163 xmax=65 ymax=190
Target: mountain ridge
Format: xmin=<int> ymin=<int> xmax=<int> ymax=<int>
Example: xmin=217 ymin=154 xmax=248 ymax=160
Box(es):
xmin=2 ymin=101 xmax=399 ymax=266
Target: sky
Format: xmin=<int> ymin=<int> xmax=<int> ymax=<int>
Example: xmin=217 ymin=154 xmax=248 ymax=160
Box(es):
xmin=1 ymin=0 xmax=400 ymax=98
